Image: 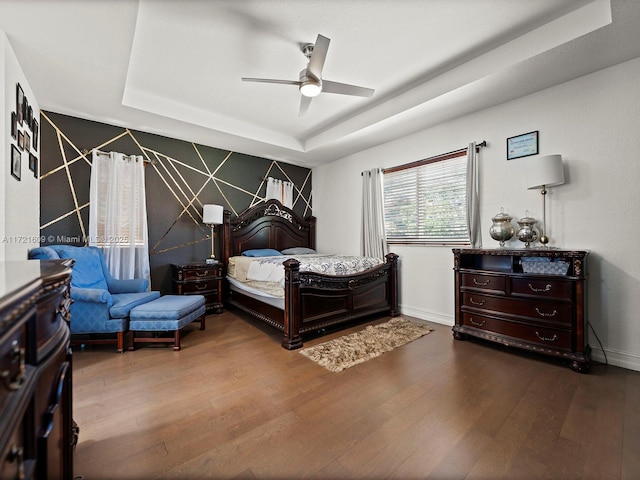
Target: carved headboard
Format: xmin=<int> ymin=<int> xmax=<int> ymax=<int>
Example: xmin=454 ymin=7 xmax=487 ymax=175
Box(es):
xmin=221 ymin=200 xmax=316 ymax=263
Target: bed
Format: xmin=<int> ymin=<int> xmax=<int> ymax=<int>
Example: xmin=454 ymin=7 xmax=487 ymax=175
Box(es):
xmin=221 ymin=199 xmax=399 ymax=349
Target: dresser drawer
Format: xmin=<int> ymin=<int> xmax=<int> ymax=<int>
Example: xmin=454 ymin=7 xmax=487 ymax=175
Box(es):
xmin=511 ymin=277 xmax=573 ymax=300
xmin=462 ymin=312 xmax=572 ymax=351
xmin=0 ymin=420 xmax=29 ymax=480
xmin=462 ymin=293 xmax=572 ymax=326
xmin=461 ymin=273 xmax=506 ymax=294
xmin=0 ymin=322 xmax=28 ymax=413
xmin=33 ymin=288 xmax=70 ymax=363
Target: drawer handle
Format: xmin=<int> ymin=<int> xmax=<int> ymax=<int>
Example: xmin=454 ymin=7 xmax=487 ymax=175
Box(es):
xmin=469 ymin=317 xmax=486 ymax=327
xmin=195 ymin=271 xmax=210 ymax=277
xmin=194 ymin=283 xmax=208 ymax=290
xmin=535 ymin=331 xmax=558 ymax=342
xmin=0 ymin=340 xmax=26 ymax=391
xmin=535 ymin=307 xmax=558 ymax=318
xmin=7 ymin=445 xmax=25 ymax=479
xmin=473 ymin=278 xmax=490 ymax=287
xmin=469 ymin=297 xmax=485 ymax=306
xmin=528 ymin=283 xmax=551 ymax=293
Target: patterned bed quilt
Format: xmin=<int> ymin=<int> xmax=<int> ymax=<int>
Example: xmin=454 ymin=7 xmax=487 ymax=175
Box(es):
xmin=228 ymin=254 xmax=384 ymax=297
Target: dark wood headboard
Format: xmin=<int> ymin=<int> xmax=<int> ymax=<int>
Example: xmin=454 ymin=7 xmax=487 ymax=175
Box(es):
xmin=221 ymin=200 xmax=316 ymax=263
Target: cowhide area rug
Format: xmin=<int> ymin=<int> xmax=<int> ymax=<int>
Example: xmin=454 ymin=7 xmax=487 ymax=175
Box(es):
xmin=299 ymin=317 xmax=433 ymax=372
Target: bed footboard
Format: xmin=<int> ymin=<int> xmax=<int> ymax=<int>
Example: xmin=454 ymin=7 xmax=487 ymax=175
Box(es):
xmin=281 ymin=253 xmax=399 ymax=350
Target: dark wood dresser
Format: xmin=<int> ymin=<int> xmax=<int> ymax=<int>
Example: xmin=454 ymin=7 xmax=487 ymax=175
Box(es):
xmin=0 ymin=259 xmax=74 ymax=479
xmin=452 ymin=248 xmax=590 ymax=373
xmin=171 ymin=262 xmax=223 ymax=313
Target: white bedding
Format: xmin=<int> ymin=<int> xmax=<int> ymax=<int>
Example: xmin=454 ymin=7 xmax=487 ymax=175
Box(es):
xmin=227 ymin=254 xmax=384 ymax=298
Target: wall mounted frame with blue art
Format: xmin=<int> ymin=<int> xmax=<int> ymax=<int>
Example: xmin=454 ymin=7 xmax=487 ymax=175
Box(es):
xmin=507 ymin=130 xmax=538 ymax=160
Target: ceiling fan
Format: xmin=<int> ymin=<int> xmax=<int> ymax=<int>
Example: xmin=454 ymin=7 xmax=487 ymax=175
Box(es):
xmin=241 ymin=34 xmax=375 ymax=115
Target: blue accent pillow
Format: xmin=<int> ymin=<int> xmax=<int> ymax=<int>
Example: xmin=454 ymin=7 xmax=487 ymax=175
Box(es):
xmin=281 ymin=247 xmax=317 ymax=255
xmin=242 ymin=248 xmax=283 ymax=257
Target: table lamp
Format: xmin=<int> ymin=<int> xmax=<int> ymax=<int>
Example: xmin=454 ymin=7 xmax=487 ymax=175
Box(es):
xmin=526 ymin=154 xmax=565 ymax=246
xmin=202 ymin=204 xmax=224 ymax=264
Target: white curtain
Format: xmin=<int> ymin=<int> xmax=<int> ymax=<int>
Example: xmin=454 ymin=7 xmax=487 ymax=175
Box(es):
xmin=361 ymin=168 xmax=388 ymax=258
xmin=466 ymin=142 xmax=482 ymax=247
xmin=89 ymin=151 xmax=150 ymax=283
xmin=266 ymin=177 xmax=293 ymax=208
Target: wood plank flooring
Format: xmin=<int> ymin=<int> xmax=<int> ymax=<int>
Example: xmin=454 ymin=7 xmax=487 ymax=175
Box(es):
xmin=71 ymin=310 xmax=640 ymax=479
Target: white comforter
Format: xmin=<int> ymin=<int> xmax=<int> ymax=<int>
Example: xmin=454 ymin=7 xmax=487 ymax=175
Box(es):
xmin=228 ymin=254 xmax=384 ymax=297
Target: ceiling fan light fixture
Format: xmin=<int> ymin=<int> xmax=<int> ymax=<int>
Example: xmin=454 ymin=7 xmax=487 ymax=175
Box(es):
xmin=300 ymin=80 xmax=321 ymax=97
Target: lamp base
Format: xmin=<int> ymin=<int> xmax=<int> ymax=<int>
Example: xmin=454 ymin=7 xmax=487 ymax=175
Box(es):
xmin=205 ymin=258 xmax=219 ymax=265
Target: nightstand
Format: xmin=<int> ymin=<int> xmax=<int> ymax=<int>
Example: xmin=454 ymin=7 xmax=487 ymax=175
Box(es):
xmin=171 ymin=262 xmax=224 ymax=313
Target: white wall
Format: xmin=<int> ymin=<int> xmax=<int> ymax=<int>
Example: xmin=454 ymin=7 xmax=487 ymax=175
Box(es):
xmin=313 ymin=57 xmax=640 ymax=371
xmin=1 ymin=32 xmax=40 ymax=261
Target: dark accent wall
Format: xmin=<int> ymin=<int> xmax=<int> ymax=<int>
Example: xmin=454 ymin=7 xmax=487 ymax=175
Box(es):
xmin=39 ymin=111 xmax=312 ymax=294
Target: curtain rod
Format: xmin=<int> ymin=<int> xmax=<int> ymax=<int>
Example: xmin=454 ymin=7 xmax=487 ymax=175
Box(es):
xmin=381 ymin=140 xmax=487 ymax=175
xmin=81 ymin=148 xmax=155 ymax=164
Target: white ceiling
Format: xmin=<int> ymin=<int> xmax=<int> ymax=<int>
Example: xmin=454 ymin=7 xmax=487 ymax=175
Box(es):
xmin=1 ymin=0 xmax=638 ymax=168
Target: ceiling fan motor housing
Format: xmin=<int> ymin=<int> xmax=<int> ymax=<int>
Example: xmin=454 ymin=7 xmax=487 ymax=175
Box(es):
xmin=299 ymin=69 xmax=322 ymax=97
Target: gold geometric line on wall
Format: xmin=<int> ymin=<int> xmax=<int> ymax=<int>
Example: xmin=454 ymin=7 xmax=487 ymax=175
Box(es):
xmin=249 ymin=160 xmax=281 ymax=209
xmin=295 ymin=171 xmax=313 ymax=217
xmin=54 ymin=128 xmax=87 ymax=241
xmin=40 ymin=113 xmax=312 ymax=258
xmin=40 ymin=203 xmax=90 ymax=230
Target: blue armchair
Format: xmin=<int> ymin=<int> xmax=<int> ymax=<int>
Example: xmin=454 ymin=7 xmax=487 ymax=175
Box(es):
xmin=29 ymin=245 xmax=160 ymax=352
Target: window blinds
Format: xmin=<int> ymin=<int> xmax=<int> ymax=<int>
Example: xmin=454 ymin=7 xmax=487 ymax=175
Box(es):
xmin=383 ymin=154 xmax=469 ymax=244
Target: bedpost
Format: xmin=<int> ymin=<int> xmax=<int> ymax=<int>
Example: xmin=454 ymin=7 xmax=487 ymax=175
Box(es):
xmin=222 ymin=210 xmax=231 ymax=264
xmin=282 ymin=258 xmax=303 ymax=350
xmin=386 ymin=253 xmax=400 ymax=316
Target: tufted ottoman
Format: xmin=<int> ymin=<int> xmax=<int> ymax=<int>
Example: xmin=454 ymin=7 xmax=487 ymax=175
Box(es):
xmin=127 ymin=295 xmax=206 ymax=351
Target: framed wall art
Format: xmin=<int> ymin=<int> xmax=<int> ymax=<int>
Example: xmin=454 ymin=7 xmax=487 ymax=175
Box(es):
xmin=11 ymin=145 xmax=21 ymax=181
xmin=18 ymin=131 xmax=24 ymax=151
xmin=29 ymin=153 xmax=38 ymax=178
xmin=507 ymin=130 xmax=538 ymax=160
xmin=16 ymin=83 xmax=24 ymax=125
xmin=32 ymin=119 xmax=39 ymax=151
xmin=11 ymin=112 xmax=17 ymax=139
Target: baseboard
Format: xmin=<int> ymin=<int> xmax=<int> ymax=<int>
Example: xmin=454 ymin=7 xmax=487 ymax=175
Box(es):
xmin=399 ymin=305 xmax=453 ymax=327
xmin=400 ymin=305 xmax=640 ymax=373
xmin=590 ymin=345 xmax=640 ymax=372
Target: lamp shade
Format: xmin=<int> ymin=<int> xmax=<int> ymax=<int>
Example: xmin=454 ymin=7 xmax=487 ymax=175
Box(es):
xmin=202 ymin=204 xmax=224 ymax=225
xmin=526 ymin=154 xmax=565 ymax=190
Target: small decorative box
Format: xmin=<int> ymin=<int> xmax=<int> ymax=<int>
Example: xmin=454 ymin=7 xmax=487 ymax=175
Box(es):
xmin=521 ymin=257 xmax=570 ymax=275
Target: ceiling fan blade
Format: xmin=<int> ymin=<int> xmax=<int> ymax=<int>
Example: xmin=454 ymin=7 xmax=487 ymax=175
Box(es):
xmin=321 ymin=80 xmax=375 ymax=97
xmin=299 ymin=95 xmax=312 ymax=116
xmin=307 ymin=34 xmax=330 ymax=80
xmin=241 ymin=77 xmax=301 ymax=86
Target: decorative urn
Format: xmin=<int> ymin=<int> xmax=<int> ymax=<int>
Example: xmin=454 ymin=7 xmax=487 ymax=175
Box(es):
xmin=489 ymin=208 xmax=515 ymax=247
xmin=516 ymin=213 xmax=539 ymax=247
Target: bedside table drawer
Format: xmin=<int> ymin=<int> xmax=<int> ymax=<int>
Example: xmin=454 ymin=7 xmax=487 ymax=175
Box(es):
xmin=181 ymin=268 xmax=220 ymax=281
xmin=179 ymin=280 xmax=219 ymax=294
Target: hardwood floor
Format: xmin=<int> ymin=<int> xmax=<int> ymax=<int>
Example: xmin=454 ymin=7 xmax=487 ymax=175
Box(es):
xmin=71 ymin=310 xmax=640 ymax=480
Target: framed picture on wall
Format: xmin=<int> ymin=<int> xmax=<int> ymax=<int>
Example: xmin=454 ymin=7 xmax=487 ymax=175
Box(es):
xmin=29 ymin=153 xmax=38 ymax=178
xmin=32 ymin=119 xmax=39 ymax=151
xmin=16 ymin=83 xmax=24 ymax=125
xmin=24 ymin=132 xmax=31 ymax=153
xmin=11 ymin=145 xmax=21 ymax=181
xmin=507 ymin=130 xmax=538 ymax=160
xmin=11 ymin=112 xmax=17 ymax=139
xmin=18 ymin=131 xmax=24 ymax=151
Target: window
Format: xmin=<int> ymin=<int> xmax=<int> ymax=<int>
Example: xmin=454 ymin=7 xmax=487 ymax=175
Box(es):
xmin=383 ymin=149 xmax=469 ymax=245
